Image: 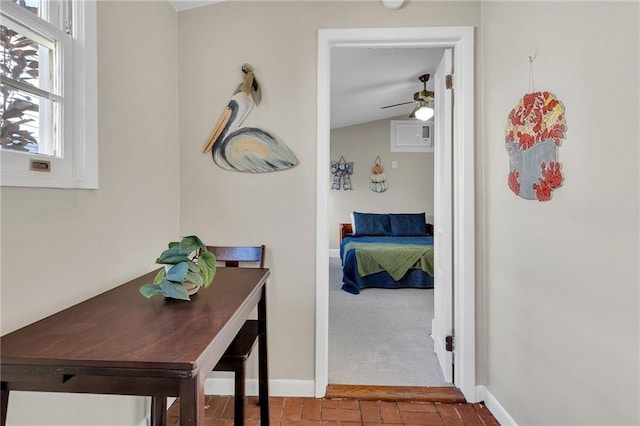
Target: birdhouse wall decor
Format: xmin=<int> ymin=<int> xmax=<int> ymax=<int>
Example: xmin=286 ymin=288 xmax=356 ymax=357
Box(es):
xmin=370 ymin=156 xmax=388 ymax=193
xmin=202 ymin=63 xmax=298 ymax=173
xmin=331 ymin=156 xmax=354 ymax=190
xmin=505 ymin=91 xmax=566 ymax=201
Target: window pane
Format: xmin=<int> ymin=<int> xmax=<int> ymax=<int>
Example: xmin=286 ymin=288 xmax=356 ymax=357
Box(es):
xmin=1 ymin=86 xmax=59 ymax=156
xmin=12 ymin=0 xmax=41 ymax=17
xmin=1 ymin=24 xmax=55 ymax=95
xmin=1 ymin=20 xmax=59 ymax=157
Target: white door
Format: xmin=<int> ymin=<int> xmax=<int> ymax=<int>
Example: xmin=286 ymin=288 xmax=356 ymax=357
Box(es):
xmin=432 ymin=48 xmax=453 ymax=382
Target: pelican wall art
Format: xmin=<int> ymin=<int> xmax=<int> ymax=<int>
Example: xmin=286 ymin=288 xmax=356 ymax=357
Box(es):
xmin=202 ymin=64 xmax=298 ymax=173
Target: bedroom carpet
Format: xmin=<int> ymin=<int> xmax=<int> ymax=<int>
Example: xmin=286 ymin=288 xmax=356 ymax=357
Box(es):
xmin=328 ymin=257 xmax=450 ymax=387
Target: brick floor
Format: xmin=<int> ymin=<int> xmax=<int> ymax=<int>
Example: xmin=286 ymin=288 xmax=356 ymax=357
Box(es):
xmin=166 ymin=395 xmax=500 ymax=425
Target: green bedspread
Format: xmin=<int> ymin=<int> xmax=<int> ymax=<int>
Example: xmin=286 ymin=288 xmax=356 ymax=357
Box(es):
xmin=343 ymin=242 xmax=434 ymax=280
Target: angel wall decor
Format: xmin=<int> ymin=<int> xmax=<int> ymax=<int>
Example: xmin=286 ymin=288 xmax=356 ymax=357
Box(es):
xmin=202 ymin=63 xmax=298 ymax=173
xmin=331 ymin=156 xmax=353 ymax=190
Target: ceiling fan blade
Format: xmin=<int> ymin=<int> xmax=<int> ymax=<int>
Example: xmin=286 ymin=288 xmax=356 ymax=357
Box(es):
xmin=380 ymin=100 xmax=414 ymax=109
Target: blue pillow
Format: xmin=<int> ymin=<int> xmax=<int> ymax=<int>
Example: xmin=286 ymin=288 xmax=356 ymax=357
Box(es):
xmin=389 ymin=213 xmax=427 ymax=236
xmin=352 ymin=212 xmax=391 ymax=236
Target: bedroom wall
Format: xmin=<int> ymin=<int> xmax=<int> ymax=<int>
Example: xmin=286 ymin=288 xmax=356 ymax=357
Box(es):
xmin=0 ymin=1 xmax=178 ymax=424
xmin=329 ymin=117 xmax=435 ymax=249
xmin=177 ymin=0 xmax=480 ymax=387
xmin=480 ymin=2 xmax=639 ymax=424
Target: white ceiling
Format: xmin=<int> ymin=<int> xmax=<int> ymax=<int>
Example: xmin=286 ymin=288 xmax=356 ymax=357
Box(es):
xmin=167 ymin=1 xmax=445 ymax=130
xmin=330 ymin=46 xmax=445 ymax=129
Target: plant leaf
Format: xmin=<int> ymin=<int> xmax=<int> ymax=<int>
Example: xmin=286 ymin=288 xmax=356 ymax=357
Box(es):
xmin=161 ymin=280 xmax=190 ymax=301
xmin=185 ymin=270 xmax=203 ymax=285
xmin=139 ymin=284 xmax=165 ymax=299
xmin=165 ymin=262 xmax=188 ymax=282
xmin=188 ymin=262 xmax=201 ymax=273
xmin=157 ymin=245 xmax=190 ymax=264
xmin=9 ymin=99 xmax=38 ymax=112
xmin=179 ymin=235 xmax=206 ymax=254
xmin=13 ymin=37 xmax=35 ymax=48
xmin=198 ymin=251 xmax=216 ymax=287
xmin=153 ymin=268 xmax=165 ymax=284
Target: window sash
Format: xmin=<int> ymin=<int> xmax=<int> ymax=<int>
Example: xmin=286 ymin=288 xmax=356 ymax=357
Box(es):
xmin=1 ymin=2 xmax=66 ymax=159
xmin=0 ymin=0 xmax=97 ymax=189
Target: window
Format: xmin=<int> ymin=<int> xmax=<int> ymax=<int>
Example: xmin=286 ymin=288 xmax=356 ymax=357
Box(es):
xmin=1 ymin=0 xmax=97 ymax=189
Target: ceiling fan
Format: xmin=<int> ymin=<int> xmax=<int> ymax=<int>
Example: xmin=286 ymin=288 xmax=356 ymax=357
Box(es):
xmin=380 ymin=73 xmax=435 ymax=121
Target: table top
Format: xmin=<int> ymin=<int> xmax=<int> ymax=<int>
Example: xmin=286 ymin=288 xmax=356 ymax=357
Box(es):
xmin=1 ymin=267 xmax=270 ymax=376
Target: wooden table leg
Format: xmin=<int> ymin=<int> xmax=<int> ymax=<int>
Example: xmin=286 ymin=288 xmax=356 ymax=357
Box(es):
xmin=179 ymin=375 xmax=205 ymax=425
xmin=258 ymin=286 xmax=270 ymax=425
xmin=150 ymin=396 xmax=167 ymax=426
xmin=1 ymin=386 xmax=8 ymax=426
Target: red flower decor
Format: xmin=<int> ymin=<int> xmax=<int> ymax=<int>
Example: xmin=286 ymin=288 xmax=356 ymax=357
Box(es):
xmin=505 ymin=92 xmax=566 ymax=150
xmin=533 ymin=161 xmax=563 ymax=201
xmin=508 ymin=170 xmax=521 ymax=195
xmin=533 ymin=179 xmax=552 ymax=201
xmin=540 ymin=161 xmax=563 ymax=189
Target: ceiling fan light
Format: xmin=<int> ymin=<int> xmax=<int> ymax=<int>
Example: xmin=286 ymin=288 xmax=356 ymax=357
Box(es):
xmin=415 ymin=105 xmax=434 ymax=121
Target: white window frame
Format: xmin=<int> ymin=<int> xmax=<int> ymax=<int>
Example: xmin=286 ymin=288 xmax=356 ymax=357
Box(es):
xmin=0 ymin=0 xmax=97 ymax=189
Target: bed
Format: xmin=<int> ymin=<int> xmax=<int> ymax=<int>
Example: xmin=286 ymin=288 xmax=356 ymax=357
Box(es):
xmin=339 ymin=212 xmax=435 ymax=295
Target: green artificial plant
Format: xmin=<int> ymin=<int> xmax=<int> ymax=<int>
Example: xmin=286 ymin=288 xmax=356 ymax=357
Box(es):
xmin=139 ymin=235 xmax=216 ymax=301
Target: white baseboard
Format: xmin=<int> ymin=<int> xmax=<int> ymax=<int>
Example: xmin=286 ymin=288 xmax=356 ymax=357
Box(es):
xmin=205 ymin=378 xmax=316 ymax=397
xmin=476 ymin=385 xmax=517 ymax=425
xmin=329 ymin=249 xmax=340 ymax=258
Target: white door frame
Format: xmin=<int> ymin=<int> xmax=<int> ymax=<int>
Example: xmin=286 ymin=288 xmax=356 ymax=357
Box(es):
xmin=315 ymin=26 xmax=476 ymax=402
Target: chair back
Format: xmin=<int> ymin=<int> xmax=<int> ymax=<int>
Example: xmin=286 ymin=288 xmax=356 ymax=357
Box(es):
xmin=206 ymin=245 xmax=265 ymax=268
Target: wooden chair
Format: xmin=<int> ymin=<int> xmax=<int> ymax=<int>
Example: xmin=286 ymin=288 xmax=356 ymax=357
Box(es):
xmin=207 ymin=245 xmax=266 ymax=426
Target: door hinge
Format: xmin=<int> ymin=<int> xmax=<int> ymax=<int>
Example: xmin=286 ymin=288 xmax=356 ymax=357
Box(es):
xmin=445 ymin=335 xmax=454 ymax=352
xmin=445 ymin=74 xmax=453 ymax=90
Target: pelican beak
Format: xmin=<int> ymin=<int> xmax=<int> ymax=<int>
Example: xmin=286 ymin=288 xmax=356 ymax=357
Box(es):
xmin=203 ymin=106 xmax=232 ymax=153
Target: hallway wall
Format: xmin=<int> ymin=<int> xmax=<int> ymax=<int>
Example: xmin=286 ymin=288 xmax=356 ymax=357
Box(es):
xmin=177 ymin=0 xmax=481 ymax=385
xmin=480 ymin=2 xmax=639 ymax=424
xmin=0 ymin=1 xmax=179 ymax=424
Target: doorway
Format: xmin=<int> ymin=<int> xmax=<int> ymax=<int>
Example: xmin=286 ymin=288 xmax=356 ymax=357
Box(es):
xmin=315 ymin=27 xmax=477 ymax=402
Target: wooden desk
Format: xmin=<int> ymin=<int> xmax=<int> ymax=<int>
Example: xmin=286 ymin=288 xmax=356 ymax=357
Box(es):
xmin=1 ymin=267 xmax=270 ymax=425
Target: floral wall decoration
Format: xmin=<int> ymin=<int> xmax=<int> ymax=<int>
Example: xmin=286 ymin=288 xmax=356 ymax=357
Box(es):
xmin=505 ymin=91 xmax=567 ymax=201
xmin=331 ymin=156 xmax=353 ymax=190
xmin=370 ymin=156 xmax=388 ymax=193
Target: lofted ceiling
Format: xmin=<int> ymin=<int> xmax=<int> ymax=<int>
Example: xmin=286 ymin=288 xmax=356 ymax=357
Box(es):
xmin=330 ymin=46 xmax=445 ymax=129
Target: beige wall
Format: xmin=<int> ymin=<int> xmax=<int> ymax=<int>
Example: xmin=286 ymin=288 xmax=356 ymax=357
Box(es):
xmin=480 ymin=1 xmax=639 ymax=424
xmin=0 ymin=1 xmax=178 ymax=424
xmin=329 ymin=118 xmax=434 ymax=249
xmin=177 ymin=0 xmax=480 ymax=384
